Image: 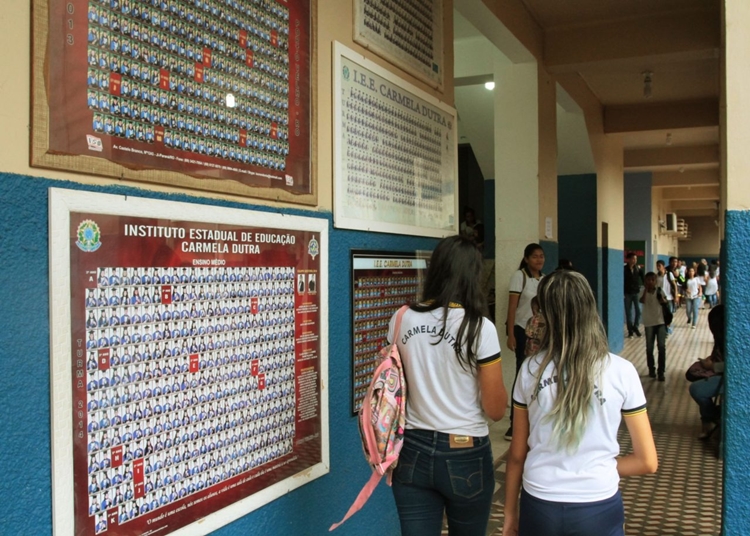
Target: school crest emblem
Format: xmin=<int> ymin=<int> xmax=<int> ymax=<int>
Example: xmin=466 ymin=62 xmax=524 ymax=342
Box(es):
xmin=76 ymin=219 xmax=102 ymax=252
xmin=308 ymin=236 xmax=319 ymax=260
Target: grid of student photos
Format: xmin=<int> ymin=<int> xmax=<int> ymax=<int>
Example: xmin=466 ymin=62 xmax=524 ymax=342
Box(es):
xmin=83 ymin=265 xmax=297 ymax=531
xmin=351 ymin=254 xmax=425 ymax=414
xmin=360 ymin=0 xmax=437 ymax=72
xmin=342 ymin=84 xmax=445 ymax=215
xmin=85 ymin=0 xmax=291 ymax=171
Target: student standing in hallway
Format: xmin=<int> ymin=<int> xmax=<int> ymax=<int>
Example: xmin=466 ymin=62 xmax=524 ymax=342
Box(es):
xmin=656 ymin=260 xmax=677 ymax=334
xmin=503 ymin=270 xmax=658 ymax=536
xmin=685 ymin=267 xmax=703 ymax=328
xmin=505 ymin=244 xmax=545 ymax=441
xmin=641 ymin=272 xmax=668 ymax=381
xmin=624 ymin=253 xmax=644 ymax=338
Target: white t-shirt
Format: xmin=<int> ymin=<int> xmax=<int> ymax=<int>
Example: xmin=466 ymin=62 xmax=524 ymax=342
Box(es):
xmin=509 ymin=269 xmax=542 ymax=328
xmin=388 ymin=307 xmax=501 ymax=437
xmin=705 ymin=276 xmax=719 ymax=296
xmin=657 ymin=271 xmax=674 ymax=301
xmin=686 ymin=277 xmax=702 ymax=299
xmin=512 ymin=352 xmax=647 ymax=503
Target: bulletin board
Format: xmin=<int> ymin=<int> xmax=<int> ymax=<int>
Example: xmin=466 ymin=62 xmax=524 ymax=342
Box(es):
xmin=49 ymin=188 xmax=328 ymax=536
xmin=353 ymin=0 xmax=444 ymax=89
xmin=333 ymin=42 xmax=457 ymax=238
xmin=350 ymin=250 xmax=428 ymax=414
xmin=32 ymin=0 xmax=315 ymax=204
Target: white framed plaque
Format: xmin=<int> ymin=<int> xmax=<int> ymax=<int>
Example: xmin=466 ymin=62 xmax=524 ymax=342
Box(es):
xmin=49 ymin=188 xmax=328 ymax=536
xmin=353 ymin=0 xmax=444 ymax=89
xmin=333 ymin=42 xmax=457 ymax=238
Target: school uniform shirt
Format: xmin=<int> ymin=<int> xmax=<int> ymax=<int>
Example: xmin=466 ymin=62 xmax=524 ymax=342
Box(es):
xmin=686 ymin=277 xmax=702 ymax=299
xmin=641 ymin=289 xmax=665 ymax=327
xmin=512 ymin=352 xmax=647 ymax=503
xmin=657 ymin=271 xmax=675 ymax=301
xmin=705 ymin=276 xmax=719 ymax=297
xmin=387 ymin=307 xmax=501 ymax=437
xmin=509 ymin=269 xmax=542 ymax=328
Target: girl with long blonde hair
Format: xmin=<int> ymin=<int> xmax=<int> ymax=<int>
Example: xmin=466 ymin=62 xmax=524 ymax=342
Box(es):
xmin=503 ymin=270 xmax=657 ymax=536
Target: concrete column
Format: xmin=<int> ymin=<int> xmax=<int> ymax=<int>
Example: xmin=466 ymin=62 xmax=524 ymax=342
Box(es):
xmin=493 ymin=59 xmax=539 ymax=362
xmin=720 ymin=1 xmax=750 ymax=532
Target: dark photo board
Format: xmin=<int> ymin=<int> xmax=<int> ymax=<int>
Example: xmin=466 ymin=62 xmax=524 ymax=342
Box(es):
xmin=32 ymin=0 xmax=315 ymax=204
xmin=350 ymin=250 xmax=428 ymax=414
xmin=49 ymin=189 xmax=329 ymax=536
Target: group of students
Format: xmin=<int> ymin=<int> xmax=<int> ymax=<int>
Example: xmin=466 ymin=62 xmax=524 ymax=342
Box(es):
xmin=385 ymin=236 xmax=657 ymax=536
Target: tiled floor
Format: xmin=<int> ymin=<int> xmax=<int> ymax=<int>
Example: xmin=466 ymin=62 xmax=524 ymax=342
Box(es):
xmin=444 ymin=304 xmax=723 ymax=535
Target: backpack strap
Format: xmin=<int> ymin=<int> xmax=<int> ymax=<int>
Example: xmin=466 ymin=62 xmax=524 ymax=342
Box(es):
xmin=328 ymin=306 xmax=408 ymax=532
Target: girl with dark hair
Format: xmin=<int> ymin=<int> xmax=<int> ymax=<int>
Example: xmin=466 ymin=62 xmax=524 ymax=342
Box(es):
xmin=504 ymin=270 xmax=657 ymax=536
xmin=388 ymin=235 xmax=507 ymax=536
xmin=504 ymin=243 xmax=545 ymax=440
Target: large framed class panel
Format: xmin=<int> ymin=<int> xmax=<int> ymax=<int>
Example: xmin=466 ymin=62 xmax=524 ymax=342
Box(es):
xmin=32 ymin=0 xmax=315 ymax=204
xmin=350 ymin=249 xmax=428 ymax=414
xmin=353 ymin=0 xmax=444 ymax=90
xmin=333 ymin=41 xmax=457 ymax=238
xmin=49 ymin=188 xmax=328 ymax=536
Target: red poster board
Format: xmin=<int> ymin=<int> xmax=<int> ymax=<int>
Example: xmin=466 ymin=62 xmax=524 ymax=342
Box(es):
xmin=33 ymin=0 xmax=314 ymax=204
xmin=50 ymin=189 xmax=328 ymax=536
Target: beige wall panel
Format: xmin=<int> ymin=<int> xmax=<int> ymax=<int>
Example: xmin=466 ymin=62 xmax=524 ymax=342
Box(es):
xmin=679 ymin=216 xmax=720 ymax=257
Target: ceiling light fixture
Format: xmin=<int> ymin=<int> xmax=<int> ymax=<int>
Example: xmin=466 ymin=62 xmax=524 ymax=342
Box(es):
xmin=484 ymin=81 xmax=495 ymax=90
xmin=642 ymin=71 xmax=653 ymax=99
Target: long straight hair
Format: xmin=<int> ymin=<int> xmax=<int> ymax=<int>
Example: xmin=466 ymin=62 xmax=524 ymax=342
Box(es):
xmin=532 ymin=270 xmax=610 ymax=451
xmin=412 ymin=235 xmax=487 ymax=370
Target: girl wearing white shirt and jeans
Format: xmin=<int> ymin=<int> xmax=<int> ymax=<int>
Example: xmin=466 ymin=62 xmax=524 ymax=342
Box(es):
xmin=685 ymin=267 xmax=703 ymax=328
xmin=505 ymin=243 xmax=545 ymax=440
xmin=390 ymin=235 xmax=507 ymax=536
xmin=503 ymin=270 xmax=658 ymax=536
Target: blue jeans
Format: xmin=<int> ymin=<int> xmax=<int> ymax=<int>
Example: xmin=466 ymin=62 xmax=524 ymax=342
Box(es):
xmin=686 ymin=297 xmax=701 ymax=325
xmin=645 ymin=324 xmax=666 ymax=375
xmin=624 ymin=292 xmax=641 ymax=334
xmin=519 ymin=489 xmax=625 ymax=536
xmin=689 ymin=375 xmax=723 ymax=422
xmin=392 ymin=429 xmax=494 ymax=536
xmin=705 ymin=293 xmax=718 ymax=307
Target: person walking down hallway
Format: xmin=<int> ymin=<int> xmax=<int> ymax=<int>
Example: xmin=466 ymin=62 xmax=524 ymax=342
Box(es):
xmin=624 ymin=253 xmax=644 ymax=338
xmin=656 ymin=260 xmax=677 ymax=335
xmin=505 ymin=243 xmax=545 ymax=440
xmin=685 ymin=267 xmax=703 ymax=329
xmin=641 ymin=272 xmax=668 ymax=381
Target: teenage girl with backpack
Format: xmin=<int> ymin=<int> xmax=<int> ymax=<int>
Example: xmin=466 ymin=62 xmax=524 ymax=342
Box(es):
xmin=389 ymin=235 xmax=507 ymax=536
xmin=503 ymin=270 xmax=658 ymax=536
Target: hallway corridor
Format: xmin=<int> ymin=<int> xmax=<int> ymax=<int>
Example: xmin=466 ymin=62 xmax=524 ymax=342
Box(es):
xmin=457 ymin=305 xmax=723 ymax=535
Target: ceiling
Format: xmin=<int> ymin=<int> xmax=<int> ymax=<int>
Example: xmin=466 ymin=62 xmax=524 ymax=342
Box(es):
xmin=453 ymin=0 xmax=721 ymax=219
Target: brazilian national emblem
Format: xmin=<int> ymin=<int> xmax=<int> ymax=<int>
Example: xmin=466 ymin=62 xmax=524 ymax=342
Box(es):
xmin=76 ymin=219 xmax=102 ymax=252
xmin=308 ymin=236 xmax=319 ymax=260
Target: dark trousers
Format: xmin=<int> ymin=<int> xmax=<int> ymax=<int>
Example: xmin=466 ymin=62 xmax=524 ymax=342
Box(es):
xmin=519 ymin=489 xmax=625 ymax=536
xmin=645 ymin=324 xmax=667 ymax=375
xmin=509 ymin=325 xmax=527 ymax=427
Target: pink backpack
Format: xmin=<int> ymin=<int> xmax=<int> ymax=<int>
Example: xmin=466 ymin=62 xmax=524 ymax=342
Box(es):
xmin=329 ymin=306 xmax=408 ymax=531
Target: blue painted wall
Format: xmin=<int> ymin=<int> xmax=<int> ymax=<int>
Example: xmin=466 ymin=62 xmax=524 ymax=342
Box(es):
xmin=722 ymin=210 xmax=750 ymax=534
xmin=0 ymin=173 xmax=440 ymax=535
xmin=540 ymin=240 xmax=558 ymax=275
xmin=558 ymin=174 xmax=598 ymax=293
xmin=624 ymin=172 xmax=653 ymax=270
xmin=603 ymin=247 xmax=625 ymax=354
